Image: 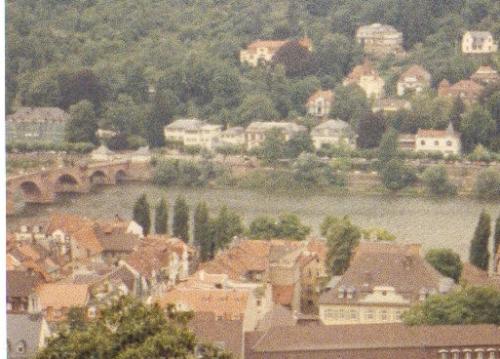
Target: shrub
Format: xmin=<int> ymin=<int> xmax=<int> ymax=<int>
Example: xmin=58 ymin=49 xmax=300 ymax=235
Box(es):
xmin=421 ymin=165 xmax=457 ymax=196
xmin=152 ymin=159 xmax=179 ymax=186
xmin=380 ymin=159 xmax=417 ymax=191
xmin=474 ymin=168 xmax=500 ymax=200
xmin=183 ymin=145 xmax=202 ymax=155
xmin=425 ymin=248 xmax=463 ymax=282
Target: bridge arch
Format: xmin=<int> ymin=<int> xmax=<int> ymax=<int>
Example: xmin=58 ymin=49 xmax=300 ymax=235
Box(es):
xmin=89 ymin=170 xmax=109 ymax=185
xmin=19 ymin=181 xmax=42 ymax=201
xmin=55 ymin=173 xmax=80 ymax=192
xmin=115 ymin=169 xmax=127 ymax=183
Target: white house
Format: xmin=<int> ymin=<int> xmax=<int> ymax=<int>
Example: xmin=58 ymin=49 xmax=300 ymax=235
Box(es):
xmin=415 ymin=123 xmax=461 ymax=156
xmin=164 ymin=119 xmax=222 ymax=150
xmin=240 ymin=38 xmax=312 ymax=67
xmin=396 ymin=65 xmax=431 ymax=96
xmin=343 ymin=61 xmax=385 ymax=100
xmin=306 ymin=90 xmax=335 ymax=117
xmin=462 ymin=31 xmax=497 ymax=54
xmin=245 ymin=121 xmax=307 ymax=150
xmin=311 ymin=119 xmax=356 ymax=149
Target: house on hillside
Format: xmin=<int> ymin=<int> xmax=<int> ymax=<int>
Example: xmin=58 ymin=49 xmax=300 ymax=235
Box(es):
xmin=219 ymin=127 xmax=246 ymax=148
xmin=372 ymin=98 xmax=411 ymax=113
xmin=310 ymin=119 xmax=356 ymax=150
xmin=244 ymin=122 xmax=307 ymax=150
xmin=396 ymin=65 xmax=431 ymax=96
xmin=318 ymin=242 xmax=455 ymax=325
xmin=470 ymin=65 xmax=500 ymax=85
xmin=415 ymin=124 xmax=461 ymax=156
xmin=438 ymin=79 xmax=484 ymax=105
xmin=343 ymin=61 xmax=385 ymax=100
xmin=355 ymin=23 xmax=404 ymax=57
xmin=462 ymin=31 xmax=497 ymax=54
xmin=163 ymin=119 xmax=222 ymax=150
xmin=6 ymin=107 xmax=68 ymax=144
xmin=240 ymin=37 xmax=312 ymax=67
xmin=306 ymin=90 xmax=335 ymax=118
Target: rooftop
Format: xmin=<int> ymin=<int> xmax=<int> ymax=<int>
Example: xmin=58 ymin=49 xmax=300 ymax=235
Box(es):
xmin=37 ymin=283 xmax=89 ymax=310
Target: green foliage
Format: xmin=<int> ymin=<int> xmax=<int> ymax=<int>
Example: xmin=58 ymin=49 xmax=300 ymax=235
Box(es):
xmin=292 ymin=153 xmax=346 ymax=188
xmin=474 ymin=168 xmax=500 ymax=200
xmin=173 ymin=196 xmax=189 ymax=242
xmin=36 ymin=296 xmax=230 ymax=359
xmin=7 ymin=141 xmax=95 ymax=154
xmin=324 ymin=216 xmax=361 ymax=275
xmin=258 ymin=128 xmax=286 ymax=166
xmin=237 ymin=94 xmax=279 ymax=127
xmin=212 ymin=206 xmax=244 ymax=251
xmin=65 ymin=100 xmax=98 ymax=144
xmin=152 ymin=159 xmax=219 ymax=187
xmin=248 ymin=213 xmax=310 ymax=241
xmin=357 ymin=112 xmax=386 ymax=149
xmin=133 ymin=193 xmax=151 ymax=236
xmin=422 ymin=165 xmax=457 ymax=196
xmin=495 ymin=215 xmax=500 ymax=261
xmin=378 ymin=128 xmax=399 ymax=165
xmin=380 ymin=159 xmax=417 ymax=191
xmin=425 ymin=248 xmax=463 ymax=282
xmin=155 ymin=198 xmax=168 ymax=235
xmin=469 ymin=210 xmax=491 ymax=271
xmin=403 ymin=286 xmax=500 ymax=326
xmin=194 ymin=202 xmax=213 ymax=261
xmin=330 ymin=85 xmax=370 ymax=125
xmin=284 ymin=132 xmax=314 ymax=158
xmin=361 ymin=228 xmax=397 ymax=242
xmin=272 ymin=40 xmax=315 ymax=78
xmin=460 ymin=105 xmax=496 ymax=153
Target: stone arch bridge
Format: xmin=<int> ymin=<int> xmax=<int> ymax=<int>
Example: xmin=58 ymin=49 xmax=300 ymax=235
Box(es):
xmin=7 ymin=161 xmax=130 ymax=215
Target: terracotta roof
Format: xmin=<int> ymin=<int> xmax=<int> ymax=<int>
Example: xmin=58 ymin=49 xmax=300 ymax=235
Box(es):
xmin=94 ymin=224 xmax=142 ymax=252
xmin=46 ymin=213 xmax=103 ymax=255
xmin=416 ymin=129 xmax=459 ymax=138
xmin=7 ymin=270 xmax=45 ymax=298
xmin=319 ymin=242 xmax=451 ymax=305
xmin=461 ymin=263 xmax=500 ymax=289
xmin=156 ymin=288 xmax=249 ymax=320
xmin=470 ymin=66 xmax=499 ymax=83
xmin=37 ymin=283 xmax=89 ymax=310
xmin=344 ymin=60 xmax=380 ymax=83
xmin=450 ymin=80 xmax=484 ymax=93
xmin=249 ymin=323 xmax=500 ymax=353
xmin=399 ymin=65 xmax=431 ymax=82
xmin=189 ymin=313 xmax=244 ymax=358
xmin=256 ymin=305 xmax=296 ymax=331
xmin=307 ymin=90 xmax=335 ymax=105
xmin=272 ymin=285 xmax=295 ymax=306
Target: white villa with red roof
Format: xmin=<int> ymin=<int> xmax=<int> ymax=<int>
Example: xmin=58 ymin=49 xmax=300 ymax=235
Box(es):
xmin=415 ymin=123 xmax=461 ymax=156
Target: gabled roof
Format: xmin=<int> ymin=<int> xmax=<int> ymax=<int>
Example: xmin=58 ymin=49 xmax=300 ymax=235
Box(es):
xmin=37 ymin=283 xmax=89 ymax=310
xmin=344 ymin=60 xmax=380 ymax=83
xmin=307 ymin=90 xmax=335 ymax=105
xmin=319 ymin=242 xmax=451 ymax=305
xmin=311 ymin=119 xmax=350 ymax=133
xmin=356 ymin=23 xmax=401 ymax=36
xmin=461 ymin=262 xmax=500 ymax=290
xmin=7 ymin=313 xmax=49 ymax=358
xmin=7 ymin=270 xmax=45 ymax=298
xmin=164 ymin=118 xmax=204 ymax=131
xmin=91 ymin=144 xmax=114 ymax=156
xmin=399 ymin=65 xmax=431 ymax=82
xmin=256 ymin=304 xmax=296 ymax=331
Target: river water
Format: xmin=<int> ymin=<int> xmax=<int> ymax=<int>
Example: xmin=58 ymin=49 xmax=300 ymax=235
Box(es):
xmin=8 ymin=183 xmax=499 ymax=259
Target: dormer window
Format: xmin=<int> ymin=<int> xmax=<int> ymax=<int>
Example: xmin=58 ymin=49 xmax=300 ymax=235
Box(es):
xmin=16 ymin=340 xmax=26 ymax=354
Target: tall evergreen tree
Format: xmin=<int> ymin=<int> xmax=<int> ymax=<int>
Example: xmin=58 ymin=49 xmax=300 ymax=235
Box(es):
xmin=133 ymin=193 xmax=151 ymax=236
xmin=173 ymin=196 xmax=189 ymax=242
xmin=154 ymin=198 xmax=168 ymax=235
xmin=193 ymin=202 xmax=213 ymax=261
xmin=213 ymin=206 xmax=244 ymax=251
xmin=494 ymin=215 xmax=500 ymax=271
xmin=324 ymin=216 xmax=361 ymax=275
xmin=469 ymin=210 xmax=491 ymax=271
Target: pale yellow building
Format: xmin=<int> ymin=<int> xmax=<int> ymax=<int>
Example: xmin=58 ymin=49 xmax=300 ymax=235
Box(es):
xmin=310 ymin=119 xmax=356 ymax=149
xmin=163 ymin=119 xmax=222 ymax=150
xmin=244 ymin=121 xmax=307 ymax=150
xmin=462 ymin=31 xmax=497 ymax=54
xmin=356 ymin=23 xmax=404 ymax=57
xmin=306 ymin=90 xmax=335 ymax=117
xmin=319 ymin=242 xmax=454 ymax=325
xmin=343 ymin=60 xmax=385 ymax=100
xmin=240 ymin=38 xmax=312 ymax=67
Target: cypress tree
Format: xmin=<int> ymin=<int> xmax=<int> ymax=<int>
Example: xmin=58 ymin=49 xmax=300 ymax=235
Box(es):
xmin=213 ymin=206 xmax=244 ymax=251
xmin=494 ymin=215 xmax=500 ymax=271
xmin=133 ymin=193 xmax=151 ymax=236
xmin=173 ymin=196 xmax=189 ymax=242
xmin=193 ymin=202 xmax=212 ymax=261
xmin=469 ymin=210 xmax=491 ymax=271
xmin=154 ymin=198 xmax=168 ymax=234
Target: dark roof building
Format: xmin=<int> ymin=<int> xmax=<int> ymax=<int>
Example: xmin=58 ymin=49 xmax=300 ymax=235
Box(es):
xmin=246 ymin=323 xmax=500 ymax=359
xmin=7 ymin=313 xmax=51 ymax=358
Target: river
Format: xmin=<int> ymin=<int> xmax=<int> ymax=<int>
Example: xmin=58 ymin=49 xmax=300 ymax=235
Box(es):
xmin=8 ymin=183 xmax=499 ymax=259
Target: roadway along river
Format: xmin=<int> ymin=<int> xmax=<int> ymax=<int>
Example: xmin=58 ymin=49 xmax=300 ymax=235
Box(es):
xmin=8 ymin=183 xmax=499 ymax=259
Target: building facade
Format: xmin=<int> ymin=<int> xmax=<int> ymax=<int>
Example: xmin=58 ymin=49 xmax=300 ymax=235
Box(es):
xmin=306 ymin=90 xmax=335 ymax=117
xmin=415 ymin=124 xmax=461 ymax=156
xmin=397 ymin=65 xmax=431 ymax=96
xmin=343 ymin=61 xmax=385 ymax=100
xmin=355 ymin=23 xmax=404 ymax=57
xmin=462 ymin=31 xmax=498 ymax=54
xmin=311 ymin=119 xmax=356 ymax=149
xmin=6 ymin=107 xmax=68 ymax=144
xmin=244 ymin=122 xmax=307 ymax=150
xmin=164 ymin=119 xmax=222 ymax=150
xmin=240 ymin=38 xmax=312 ymax=67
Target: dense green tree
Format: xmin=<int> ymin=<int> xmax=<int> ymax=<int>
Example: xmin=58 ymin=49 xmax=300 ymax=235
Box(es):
xmin=403 ymin=286 xmax=500 ymax=326
xmin=36 ymin=296 xmax=230 ymax=359
xmin=324 ymin=216 xmax=361 ymax=275
xmin=65 ymin=100 xmax=98 ymax=144
xmin=275 ymin=213 xmax=311 ymax=241
xmin=101 ymin=94 xmax=143 ymax=135
xmin=194 ymin=202 xmax=213 ymax=261
xmin=425 ymin=248 xmax=463 ymax=282
xmin=449 ymin=96 xmax=465 ymax=130
xmin=330 ymin=85 xmax=370 ymax=125
xmin=58 ymin=69 xmax=107 ymax=111
xmin=212 ymin=206 xmax=244 ymax=251
xmin=460 ymin=105 xmax=496 ymax=153
xmin=21 ymin=68 xmax=61 ymax=107
xmin=272 ymin=40 xmax=315 ymax=78
xmin=495 ymin=215 xmax=500 ymax=266
xmin=474 ymin=168 xmax=500 ymax=200
xmin=258 ymin=128 xmax=286 ymax=166
xmin=284 ymin=132 xmax=314 ymax=158
xmin=422 ymin=165 xmax=457 ymax=196
xmin=469 ymin=210 xmax=491 ymax=271
xmin=133 ymin=193 xmax=151 ymax=236
xmin=173 ymin=196 xmax=189 ymax=242
xmin=292 ymin=152 xmax=343 ymax=187
xmin=380 ymin=159 xmax=418 ymax=191
xmin=248 ymin=216 xmax=278 ymax=240
xmin=237 ymin=94 xmax=279 ymax=126
xmin=378 ymin=128 xmax=399 ymax=164
xmin=154 ymin=198 xmax=168 ymax=235
xmin=357 ymin=111 xmax=386 ymax=149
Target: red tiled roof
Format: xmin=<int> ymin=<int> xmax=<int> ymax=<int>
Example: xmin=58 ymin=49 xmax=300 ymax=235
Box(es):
xmin=307 ymin=90 xmax=335 ymax=105
xmin=272 ymin=285 xmax=295 ymax=306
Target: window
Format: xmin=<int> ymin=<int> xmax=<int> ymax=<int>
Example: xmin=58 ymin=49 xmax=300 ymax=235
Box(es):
xmin=380 ymin=310 xmax=388 ymax=321
xmin=16 ymin=341 xmax=26 ymax=354
xmin=421 ymin=140 xmax=426 ymax=145
xmin=446 ymin=140 xmax=452 ymax=146
xmin=365 ymin=309 xmax=374 ymax=320
xmin=434 ymin=140 xmax=439 ymax=146
xmin=350 ymin=309 xmax=358 ymax=320
xmin=394 ymin=310 xmax=402 ymax=321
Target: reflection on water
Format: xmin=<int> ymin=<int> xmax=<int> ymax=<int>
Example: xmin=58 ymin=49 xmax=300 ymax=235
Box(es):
xmin=9 ymin=183 xmax=499 ymax=259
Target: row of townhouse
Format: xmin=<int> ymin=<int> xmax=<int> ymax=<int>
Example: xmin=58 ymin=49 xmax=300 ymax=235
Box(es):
xmin=164 ymin=118 xmax=357 ymax=151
